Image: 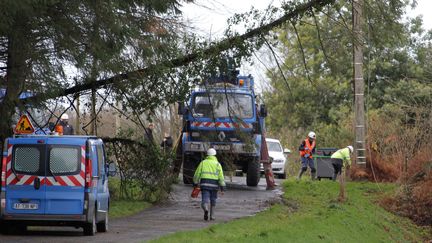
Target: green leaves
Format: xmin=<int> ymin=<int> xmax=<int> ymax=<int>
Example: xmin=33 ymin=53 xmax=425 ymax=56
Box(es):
xmin=263 ymin=0 xmax=432 ymax=148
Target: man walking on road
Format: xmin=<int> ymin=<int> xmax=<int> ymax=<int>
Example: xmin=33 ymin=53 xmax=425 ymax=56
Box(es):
xmin=331 ymin=145 xmax=353 ymax=181
xmin=193 ymin=148 xmax=226 ymax=221
xmin=297 ymin=131 xmax=316 ymax=180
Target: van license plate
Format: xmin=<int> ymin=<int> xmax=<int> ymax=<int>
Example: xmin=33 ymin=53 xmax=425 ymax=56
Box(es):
xmin=213 ymin=144 xmax=230 ymax=150
xmin=13 ymin=203 xmax=38 ymax=210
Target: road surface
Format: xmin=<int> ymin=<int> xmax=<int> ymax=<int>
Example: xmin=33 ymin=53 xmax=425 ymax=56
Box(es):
xmin=0 ymin=176 xmax=283 ymax=242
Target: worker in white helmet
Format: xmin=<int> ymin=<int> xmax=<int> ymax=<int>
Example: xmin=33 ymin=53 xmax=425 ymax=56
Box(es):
xmin=330 ymin=146 xmax=354 ymax=181
xmin=193 ymin=148 xmax=226 ymax=221
xmin=297 ymin=131 xmax=317 ymax=180
xmin=60 ymin=113 xmax=74 ymax=135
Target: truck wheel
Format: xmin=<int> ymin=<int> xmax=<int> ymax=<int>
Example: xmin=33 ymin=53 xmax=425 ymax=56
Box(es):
xmin=84 ymin=211 xmax=97 ymax=236
xmin=96 ymin=211 xmax=108 ymax=232
xmin=183 ymin=156 xmax=195 ymax=184
xmin=246 ymin=158 xmax=260 ymax=186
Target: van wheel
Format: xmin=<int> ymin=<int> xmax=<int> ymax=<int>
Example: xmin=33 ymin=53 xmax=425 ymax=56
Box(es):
xmin=2 ymin=224 xmax=26 ymax=235
xmin=97 ymin=212 xmax=109 ymax=232
xmin=246 ymin=157 xmax=260 ymax=186
xmin=84 ymin=211 xmax=97 ymax=236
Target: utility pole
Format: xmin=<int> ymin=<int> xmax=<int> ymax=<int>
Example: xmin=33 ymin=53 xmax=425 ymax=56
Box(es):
xmin=91 ymin=88 xmax=97 ymax=136
xmin=75 ymin=93 xmax=80 ymax=135
xmin=353 ymin=0 xmax=366 ymax=165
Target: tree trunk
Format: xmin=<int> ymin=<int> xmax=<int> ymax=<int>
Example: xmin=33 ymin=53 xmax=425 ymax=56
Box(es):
xmin=0 ymin=19 xmax=30 ymax=151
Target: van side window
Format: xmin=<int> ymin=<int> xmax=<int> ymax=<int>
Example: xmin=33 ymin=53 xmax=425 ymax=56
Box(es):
xmin=49 ymin=147 xmax=80 ymax=174
xmin=96 ymin=144 xmax=105 ymax=175
xmin=14 ymin=147 xmax=41 ymax=174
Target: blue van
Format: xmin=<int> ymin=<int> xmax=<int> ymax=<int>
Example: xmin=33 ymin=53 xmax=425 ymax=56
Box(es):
xmin=0 ymin=135 xmax=114 ymax=235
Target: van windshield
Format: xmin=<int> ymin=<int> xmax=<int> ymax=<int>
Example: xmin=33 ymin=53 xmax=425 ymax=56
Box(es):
xmin=267 ymin=141 xmax=282 ymax=152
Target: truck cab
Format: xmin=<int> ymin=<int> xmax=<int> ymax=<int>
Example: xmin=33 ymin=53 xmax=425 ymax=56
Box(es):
xmin=180 ymin=75 xmax=267 ymax=186
xmin=0 ymin=135 xmax=114 ymax=235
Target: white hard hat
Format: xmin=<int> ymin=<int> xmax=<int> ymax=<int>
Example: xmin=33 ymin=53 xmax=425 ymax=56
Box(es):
xmin=308 ymin=131 xmax=316 ymax=139
xmin=207 ymin=148 xmax=217 ymax=156
xmin=347 ymin=145 xmax=354 ymax=153
xmin=61 ymin=114 xmax=69 ymax=120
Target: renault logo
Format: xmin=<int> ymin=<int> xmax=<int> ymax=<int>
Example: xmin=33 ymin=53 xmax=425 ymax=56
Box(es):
xmin=218 ymin=131 xmax=226 ymax=141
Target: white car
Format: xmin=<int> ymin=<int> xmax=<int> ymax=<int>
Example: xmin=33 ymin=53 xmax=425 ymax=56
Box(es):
xmin=261 ymin=138 xmax=290 ymax=179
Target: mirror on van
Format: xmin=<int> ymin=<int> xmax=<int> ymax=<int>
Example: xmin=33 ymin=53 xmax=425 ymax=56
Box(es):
xmin=283 ymin=148 xmax=291 ymax=154
xmin=107 ymin=162 xmax=117 ymax=177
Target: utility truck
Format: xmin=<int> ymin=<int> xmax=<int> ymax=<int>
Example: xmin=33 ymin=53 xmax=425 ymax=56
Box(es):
xmin=178 ymin=71 xmax=267 ymax=186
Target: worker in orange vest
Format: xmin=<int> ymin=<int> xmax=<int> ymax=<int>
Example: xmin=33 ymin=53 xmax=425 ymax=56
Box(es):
xmin=297 ymin=131 xmax=316 ymax=180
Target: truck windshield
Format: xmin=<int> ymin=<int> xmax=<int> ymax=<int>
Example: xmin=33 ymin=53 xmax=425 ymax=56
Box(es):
xmin=192 ymin=93 xmax=253 ymax=119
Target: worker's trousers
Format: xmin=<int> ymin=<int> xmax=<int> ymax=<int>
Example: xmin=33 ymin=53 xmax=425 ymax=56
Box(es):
xmin=331 ymin=158 xmax=343 ymax=180
xmin=201 ymin=189 xmax=218 ymax=206
xmin=301 ymin=157 xmax=315 ymax=170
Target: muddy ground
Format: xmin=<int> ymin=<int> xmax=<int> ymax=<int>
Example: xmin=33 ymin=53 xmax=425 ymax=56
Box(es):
xmin=0 ymin=176 xmax=283 ymax=242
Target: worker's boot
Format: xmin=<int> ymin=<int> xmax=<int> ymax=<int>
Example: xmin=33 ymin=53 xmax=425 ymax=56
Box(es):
xmin=201 ymin=203 xmax=209 ymax=221
xmin=210 ymin=205 xmax=215 ymax=220
xmin=332 ymin=173 xmax=337 ymax=181
xmin=297 ymin=169 xmax=305 ymax=180
xmin=311 ymin=171 xmax=317 ymax=180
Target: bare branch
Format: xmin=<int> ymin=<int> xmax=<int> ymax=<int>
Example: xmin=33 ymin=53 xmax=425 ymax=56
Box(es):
xmin=23 ymin=0 xmax=334 ymax=104
xmin=290 ymin=20 xmax=315 ymax=87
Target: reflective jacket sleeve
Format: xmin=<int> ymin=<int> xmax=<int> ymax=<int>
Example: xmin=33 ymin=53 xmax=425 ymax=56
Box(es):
xmin=193 ymin=162 xmax=203 ymax=185
xmin=217 ymin=163 xmax=226 ymax=189
xmin=343 ymin=149 xmax=352 ymax=166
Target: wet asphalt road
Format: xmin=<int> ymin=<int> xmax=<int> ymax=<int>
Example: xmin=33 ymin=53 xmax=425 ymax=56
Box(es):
xmin=0 ymin=176 xmax=283 ymax=242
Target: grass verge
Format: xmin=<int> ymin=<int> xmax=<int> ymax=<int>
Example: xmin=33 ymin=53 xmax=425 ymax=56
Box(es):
xmin=109 ymin=178 xmax=151 ymax=219
xmin=152 ymin=179 xmax=431 ymax=242
xmin=109 ymin=200 xmax=150 ymax=219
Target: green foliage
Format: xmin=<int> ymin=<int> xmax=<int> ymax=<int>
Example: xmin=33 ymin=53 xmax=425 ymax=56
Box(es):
xmin=0 ymin=0 xmax=189 ymax=143
xmin=105 ymin=134 xmax=177 ymax=202
xmin=263 ymin=0 xmax=432 ymax=150
xmin=152 ymin=180 xmax=430 ymax=242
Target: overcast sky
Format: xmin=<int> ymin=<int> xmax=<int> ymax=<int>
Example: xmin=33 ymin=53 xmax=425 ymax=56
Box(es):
xmin=181 ymin=0 xmax=432 ymax=38
xmin=180 ymin=0 xmax=432 ymax=92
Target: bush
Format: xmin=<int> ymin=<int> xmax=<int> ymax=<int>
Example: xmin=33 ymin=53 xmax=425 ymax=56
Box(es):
xmin=366 ymin=107 xmax=432 ymax=226
xmin=104 ymin=136 xmax=176 ymax=203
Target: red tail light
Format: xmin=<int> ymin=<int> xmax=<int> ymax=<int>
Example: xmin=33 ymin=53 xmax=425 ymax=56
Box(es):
xmin=85 ymin=158 xmax=92 ymax=188
xmin=1 ymin=156 xmax=7 ymax=187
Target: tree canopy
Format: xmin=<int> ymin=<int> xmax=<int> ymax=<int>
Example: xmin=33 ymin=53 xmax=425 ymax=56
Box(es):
xmin=262 ymin=0 xmax=432 ymax=147
xmin=0 ymin=0 xmax=189 ymax=140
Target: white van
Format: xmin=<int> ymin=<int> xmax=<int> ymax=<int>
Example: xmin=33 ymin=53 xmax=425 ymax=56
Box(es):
xmin=261 ymin=138 xmax=290 ymax=179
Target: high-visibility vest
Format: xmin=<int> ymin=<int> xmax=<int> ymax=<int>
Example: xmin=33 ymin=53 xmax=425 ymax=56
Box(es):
xmin=193 ymin=155 xmax=226 ymax=187
xmin=331 ymin=147 xmax=352 ymax=166
xmin=299 ymin=138 xmax=315 ymax=158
